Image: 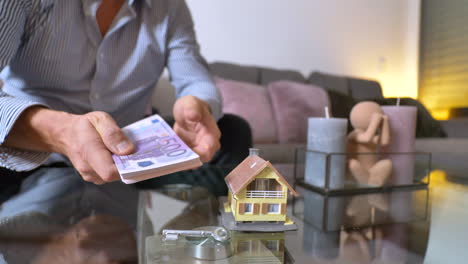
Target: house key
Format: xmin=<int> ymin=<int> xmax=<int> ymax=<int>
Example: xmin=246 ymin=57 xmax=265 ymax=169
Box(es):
xmin=162 ymin=226 xmax=230 ymax=242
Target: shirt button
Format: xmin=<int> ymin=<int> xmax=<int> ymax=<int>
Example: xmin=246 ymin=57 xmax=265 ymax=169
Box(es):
xmin=99 ymin=53 xmax=104 ymax=59
xmin=93 ymin=93 xmax=100 ymax=100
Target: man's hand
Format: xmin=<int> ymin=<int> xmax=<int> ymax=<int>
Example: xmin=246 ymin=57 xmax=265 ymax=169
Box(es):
xmin=5 ymin=107 xmax=134 ymax=184
xmin=56 ymin=111 xmax=135 ymax=184
xmin=173 ymin=96 xmax=221 ymax=162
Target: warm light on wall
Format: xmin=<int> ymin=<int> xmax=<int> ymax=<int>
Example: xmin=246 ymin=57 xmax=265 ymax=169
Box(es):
xmin=419 ymin=92 xmax=468 ymax=120
xmin=429 ymin=109 xmax=450 ymax=120
xmin=378 ymin=78 xmax=418 ymax=99
xmin=374 ymin=68 xmax=456 ymax=120
xmin=375 ymin=68 xmax=418 ymax=100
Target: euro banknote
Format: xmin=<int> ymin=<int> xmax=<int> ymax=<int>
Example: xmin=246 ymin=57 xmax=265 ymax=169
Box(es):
xmin=113 ymin=114 xmax=202 ymax=184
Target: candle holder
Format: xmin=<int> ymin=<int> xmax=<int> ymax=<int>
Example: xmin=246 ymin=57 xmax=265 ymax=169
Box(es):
xmin=295 ymin=147 xmax=431 ymax=195
xmin=292 ymin=183 xmax=429 ymax=232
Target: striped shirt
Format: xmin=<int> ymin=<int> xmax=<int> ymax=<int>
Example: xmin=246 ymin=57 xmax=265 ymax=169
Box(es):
xmin=0 ymin=0 xmax=222 ymax=171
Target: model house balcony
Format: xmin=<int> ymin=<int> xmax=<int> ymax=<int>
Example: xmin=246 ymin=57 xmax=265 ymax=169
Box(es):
xmin=246 ymin=190 xmax=284 ymax=198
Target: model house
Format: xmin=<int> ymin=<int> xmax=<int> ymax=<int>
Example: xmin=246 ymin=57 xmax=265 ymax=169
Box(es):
xmin=224 ymin=150 xmax=297 ymax=223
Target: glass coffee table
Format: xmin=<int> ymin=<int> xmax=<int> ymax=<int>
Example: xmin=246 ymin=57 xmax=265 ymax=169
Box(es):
xmin=1 ymin=167 xmax=464 ymax=263
xmin=137 ymin=168 xmax=468 ymax=264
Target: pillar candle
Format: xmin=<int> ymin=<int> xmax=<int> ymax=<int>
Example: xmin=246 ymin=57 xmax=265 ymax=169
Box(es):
xmin=381 ymin=106 xmax=417 ymax=185
xmin=304 ymin=117 xmax=347 ymax=189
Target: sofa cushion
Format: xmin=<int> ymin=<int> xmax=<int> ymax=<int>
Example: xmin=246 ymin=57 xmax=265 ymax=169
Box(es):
xmin=209 ymin=62 xmax=259 ymax=84
xmin=215 ymin=77 xmax=278 ymax=144
xmin=260 ymin=68 xmax=306 ymax=86
xmin=268 ymin=81 xmax=331 ymax=144
xmin=415 ymin=138 xmax=468 ymax=178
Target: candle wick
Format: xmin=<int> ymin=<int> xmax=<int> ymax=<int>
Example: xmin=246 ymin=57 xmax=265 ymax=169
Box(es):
xmin=325 ymin=106 xmax=330 ymax=119
xmin=396 ymin=97 xmax=401 ymax=107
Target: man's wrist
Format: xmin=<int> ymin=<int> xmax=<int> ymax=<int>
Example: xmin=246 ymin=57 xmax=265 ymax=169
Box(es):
xmin=5 ymin=106 xmax=75 ymax=153
xmin=31 ymin=107 xmax=76 ymax=153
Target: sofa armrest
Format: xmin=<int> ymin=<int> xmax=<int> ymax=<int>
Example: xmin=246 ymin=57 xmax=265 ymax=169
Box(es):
xmin=415 ymin=138 xmax=468 ymax=178
xmin=440 ymin=119 xmax=468 ymax=138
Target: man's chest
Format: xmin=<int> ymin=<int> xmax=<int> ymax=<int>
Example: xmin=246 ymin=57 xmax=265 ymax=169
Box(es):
xmin=10 ymin=0 xmax=168 ymax=88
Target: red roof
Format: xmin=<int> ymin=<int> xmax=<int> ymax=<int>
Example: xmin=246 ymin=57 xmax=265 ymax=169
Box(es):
xmin=225 ymin=155 xmax=298 ymax=196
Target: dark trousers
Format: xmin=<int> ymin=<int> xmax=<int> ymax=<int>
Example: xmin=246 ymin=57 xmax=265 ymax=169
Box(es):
xmin=0 ymin=169 xmax=33 ymax=204
xmin=0 ymin=114 xmax=252 ymax=200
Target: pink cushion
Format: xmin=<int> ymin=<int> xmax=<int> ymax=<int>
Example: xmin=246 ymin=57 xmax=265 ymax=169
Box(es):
xmin=215 ymin=77 xmax=278 ymax=143
xmin=268 ymin=81 xmax=331 ymax=143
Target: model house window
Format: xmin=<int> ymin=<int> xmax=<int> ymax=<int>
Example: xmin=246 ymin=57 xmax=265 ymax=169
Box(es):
xmin=267 ymin=203 xmax=280 ymax=214
xmin=244 ymin=203 xmax=253 ymax=214
xmin=247 ymin=179 xmax=279 ymax=191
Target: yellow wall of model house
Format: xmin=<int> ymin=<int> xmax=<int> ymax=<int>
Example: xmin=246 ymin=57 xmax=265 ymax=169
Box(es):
xmin=230 ymin=167 xmax=288 ymax=222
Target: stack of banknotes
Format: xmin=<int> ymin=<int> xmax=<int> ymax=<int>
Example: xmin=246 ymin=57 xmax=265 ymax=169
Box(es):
xmin=113 ymin=114 xmax=202 ymax=184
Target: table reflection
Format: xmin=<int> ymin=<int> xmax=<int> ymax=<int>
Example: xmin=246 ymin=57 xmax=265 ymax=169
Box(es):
xmin=0 ymin=168 xmax=139 ymax=264
xmin=0 ymin=212 xmax=138 ymax=264
xmin=145 ymin=231 xmax=291 ymax=264
xmin=141 ymin=187 xmax=292 ymax=263
xmin=33 ymin=214 xmax=137 ymax=264
xmin=303 ymin=223 xmax=411 ymax=264
xmin=231 ymin=232 xmax=288 ymax=263
xmin=297 ymin=185 xmax=428 ymax=231
xmin=297 ymin=184 xmax=428 ymax=263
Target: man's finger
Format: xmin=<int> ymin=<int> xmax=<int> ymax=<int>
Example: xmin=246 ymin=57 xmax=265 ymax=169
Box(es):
xmin=193 ymin=135 xmax=220 ymax=162
xmin=202 ymin=116 xmax=221 ymax=140
xmin=173 ymin=96 xmax=204 ymax=129
xmin=72 ymin=159 xmax=104 ymax=184
xmin=86 ymin=144 xmax=121 ymax=183
xmin=173 ymin=124 xmax=197 ymax=147
xmin=86 ymin=112 xmax=134 ymax=155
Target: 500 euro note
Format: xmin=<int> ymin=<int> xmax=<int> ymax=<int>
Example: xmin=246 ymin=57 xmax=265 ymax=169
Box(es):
xmin=112 ymin=114 xmax=202 ymax=184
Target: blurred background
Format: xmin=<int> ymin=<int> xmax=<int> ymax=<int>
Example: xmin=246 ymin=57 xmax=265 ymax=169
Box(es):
xmin=155 ymin=0 xmax=467 ymax=121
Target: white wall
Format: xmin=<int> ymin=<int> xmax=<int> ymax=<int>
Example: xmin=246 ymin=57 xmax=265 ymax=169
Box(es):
xmin=186 ymin=0 xmax=421 ymax=98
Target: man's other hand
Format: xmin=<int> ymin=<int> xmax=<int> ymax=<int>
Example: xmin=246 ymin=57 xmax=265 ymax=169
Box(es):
xmin=173 ymin=96 xmax=221 ymax=162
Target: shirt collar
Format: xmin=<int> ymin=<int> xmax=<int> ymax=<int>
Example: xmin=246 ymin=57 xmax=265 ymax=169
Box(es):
xmin=143 ymin=0 xmax=153 ymax=8
xmin=82 ymin=0 xmax=153 ymax=12
xmin=128 ymin=0 xmax=153 ymax=7
xmin=128 ymin=0 xmax=153 ymax=8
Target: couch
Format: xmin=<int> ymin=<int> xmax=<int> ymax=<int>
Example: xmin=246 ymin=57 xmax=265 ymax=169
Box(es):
xmin=152 ymin=62 xmax=468 ymax=180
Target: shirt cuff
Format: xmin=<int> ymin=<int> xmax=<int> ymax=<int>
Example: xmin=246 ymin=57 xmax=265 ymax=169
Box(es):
xmin=0 ymin=146 xmax=50 ymax=171
xmin=0 ymin=95 xmax=51 ymax=171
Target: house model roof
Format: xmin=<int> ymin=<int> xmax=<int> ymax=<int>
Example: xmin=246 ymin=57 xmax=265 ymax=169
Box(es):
xmin=225 ymin=155 xmax=298 ymax=196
